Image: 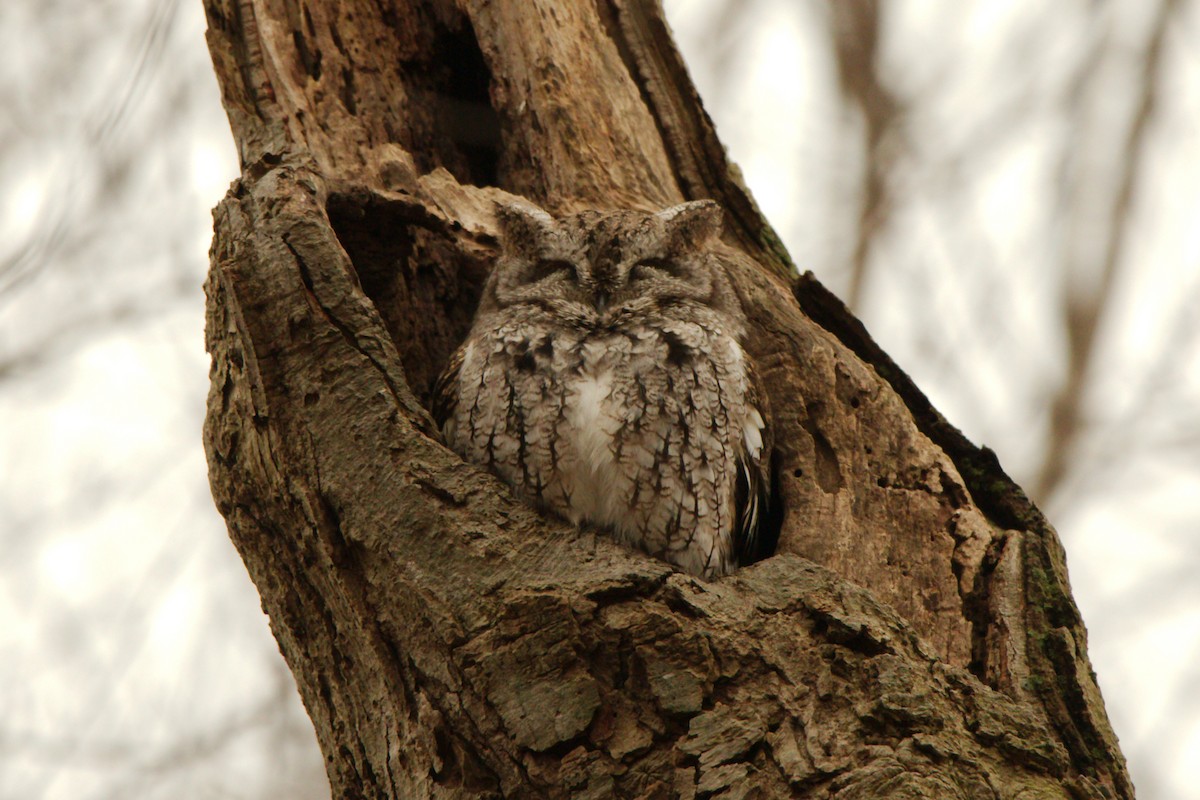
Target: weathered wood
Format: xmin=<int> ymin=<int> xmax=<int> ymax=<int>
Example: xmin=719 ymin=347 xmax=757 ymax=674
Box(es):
xmin=202 ymin=0 xmax=1132 ymax=797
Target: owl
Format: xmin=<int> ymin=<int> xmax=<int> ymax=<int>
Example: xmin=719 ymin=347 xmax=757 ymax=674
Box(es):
xmin=433 ymin=200 xmax=770 ymax=579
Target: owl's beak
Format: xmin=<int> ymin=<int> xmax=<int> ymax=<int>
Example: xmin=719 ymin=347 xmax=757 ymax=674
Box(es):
xmin=594 ymin=290 xmax=610 ymax=313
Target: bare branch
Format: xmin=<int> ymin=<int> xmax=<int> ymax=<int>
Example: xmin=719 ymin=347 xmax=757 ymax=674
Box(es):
xmin=825 ymin=0 xmax=904 ymax=311
xmin=1034 ymin=0 xmax=1180 ymax=504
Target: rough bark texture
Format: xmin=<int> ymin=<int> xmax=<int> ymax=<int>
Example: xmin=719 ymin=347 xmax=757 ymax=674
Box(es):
xmin=201 ymin=1 xmax=1133 ymax=797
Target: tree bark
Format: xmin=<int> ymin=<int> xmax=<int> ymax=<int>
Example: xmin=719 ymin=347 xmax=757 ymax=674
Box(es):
xmin=201 ymin=1 xmax=1133 ymax=797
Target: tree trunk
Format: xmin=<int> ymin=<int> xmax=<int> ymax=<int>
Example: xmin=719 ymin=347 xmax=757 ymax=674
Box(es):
xmin=201 ymin=1 xmax=1133 ymax=797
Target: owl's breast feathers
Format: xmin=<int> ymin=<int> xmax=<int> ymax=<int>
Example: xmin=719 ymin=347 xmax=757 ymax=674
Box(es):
xmin=434 ymin=315 xmax=769 ymax=579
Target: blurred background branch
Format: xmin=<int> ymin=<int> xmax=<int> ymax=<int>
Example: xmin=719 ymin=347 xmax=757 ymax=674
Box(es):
xmin=824 ymin=0 xmax=903 ymax=313
xmin=1035 ymin=0 xmax=1179 ymax=506
xmin=2 ymin=0 xmax=1196 ymax=798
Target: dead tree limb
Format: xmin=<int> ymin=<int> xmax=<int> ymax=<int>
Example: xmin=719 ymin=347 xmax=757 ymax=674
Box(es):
xmin=201 ymin=1 xmax=1132 ymax=796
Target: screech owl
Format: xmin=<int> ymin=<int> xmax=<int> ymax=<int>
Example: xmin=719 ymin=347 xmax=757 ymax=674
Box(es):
xmin=433 ymin=200 xmax=770 ymax=579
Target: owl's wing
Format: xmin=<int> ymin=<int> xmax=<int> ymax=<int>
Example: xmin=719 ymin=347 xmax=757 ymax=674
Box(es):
xmin=431 ymin=343 xmax=467 ymax=439
xmin=733 ymin=363 xmax=773 ymax=567
xmin=734 ymin=456 xmax=768 ymax=565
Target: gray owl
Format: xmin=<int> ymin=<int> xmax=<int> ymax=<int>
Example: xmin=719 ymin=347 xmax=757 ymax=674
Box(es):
xmin=434 ymin=200 xmax=770 ymax=579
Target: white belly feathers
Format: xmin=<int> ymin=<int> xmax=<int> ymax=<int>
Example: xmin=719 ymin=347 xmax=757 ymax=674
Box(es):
xmin=561 ymin=367 xmax=624 ymax=528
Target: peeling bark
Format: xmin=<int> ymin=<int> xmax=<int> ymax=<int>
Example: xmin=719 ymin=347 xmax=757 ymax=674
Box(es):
xmin=202 ymin=0 xmax=1132 ymax=797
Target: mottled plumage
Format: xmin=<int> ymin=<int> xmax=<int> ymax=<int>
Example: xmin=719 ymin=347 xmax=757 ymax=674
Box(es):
xmin=434 ymin=200 xmax=769 ymax=578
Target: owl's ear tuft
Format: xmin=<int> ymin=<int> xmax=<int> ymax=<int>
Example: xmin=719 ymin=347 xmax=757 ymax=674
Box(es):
xmin=657 ymin=200 xmax=723 ymax=251
xmin=493 ymin=201 xmax=556 ymax=250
